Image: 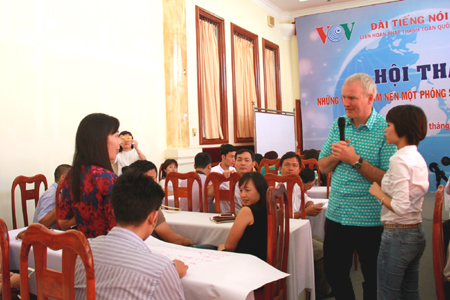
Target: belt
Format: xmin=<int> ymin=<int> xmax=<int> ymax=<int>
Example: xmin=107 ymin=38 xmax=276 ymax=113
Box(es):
xmin=383 ymin=223 xmax=421 ymax=229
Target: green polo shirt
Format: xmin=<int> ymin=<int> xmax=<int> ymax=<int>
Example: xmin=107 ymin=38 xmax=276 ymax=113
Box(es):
xmin=319 ymin=108 xmax=397 ymax=226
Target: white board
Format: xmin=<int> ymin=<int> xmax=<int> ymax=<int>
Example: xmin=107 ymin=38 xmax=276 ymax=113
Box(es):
xmin=254 ymin=111 xmax=296 ymax=157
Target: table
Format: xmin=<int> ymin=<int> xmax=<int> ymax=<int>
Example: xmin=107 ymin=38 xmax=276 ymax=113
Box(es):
xmin=164 ymin=211 xmax=316 ymax=300
xmin=307 ymin=186 xmax=327 ymax=199
xmin=8 ymin=228 xmax=287 ymax=300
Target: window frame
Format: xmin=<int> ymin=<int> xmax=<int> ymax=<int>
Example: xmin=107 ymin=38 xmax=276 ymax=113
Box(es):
xmin=195 ymin=6 xmax=228 ymax=145
xmin=262 ymin=38 xmax=282 ymax=111
xmin=230 ymin=23 xmax=260 ymax=144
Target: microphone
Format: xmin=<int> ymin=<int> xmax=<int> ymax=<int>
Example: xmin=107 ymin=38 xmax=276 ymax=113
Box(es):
xmin=442 ymin=156 xmax=450 ymax=166
xmin=338 ymin=117 xmax=345 ymax=141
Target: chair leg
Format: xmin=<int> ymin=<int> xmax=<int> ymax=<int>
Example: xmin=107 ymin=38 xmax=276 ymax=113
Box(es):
xmin=354 ymin=250 xmax=358 ymax=271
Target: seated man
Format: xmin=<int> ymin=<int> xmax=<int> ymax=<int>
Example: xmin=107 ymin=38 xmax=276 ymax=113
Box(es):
xmin=180 ymin=152 xmax=214 ymax=212
xmin=211 ymin=143 xmax=236 ymax=174
xmin=279 ymin=152 xmax=332 ymax=298
xmin=74 ymin=170 xmax=187 ymax=300
xmin=33 ymin=164 xmax=71 ymax=229
xmin=127 ymin=160 xmax=193 ymax=246
xmin=207 ymin=149 xmax=256 ymax=215
xmin=279 ymin=152 xmax=323 ymax=219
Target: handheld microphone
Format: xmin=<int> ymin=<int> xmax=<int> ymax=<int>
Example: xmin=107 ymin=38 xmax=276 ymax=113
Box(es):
xmin=338 ymin=117 xmax=346 ymax=141
xmin=442 ymin=156 xmax=450 ymax=166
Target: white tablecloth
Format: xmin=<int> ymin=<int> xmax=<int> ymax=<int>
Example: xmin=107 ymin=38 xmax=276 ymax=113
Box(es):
xmin=8 ymin=228 xmax=288 ymax=300
xmin=164 ymin=211 xmax=315 ymax=300
xmin=307 ymin=186 xmax=327 ymax=199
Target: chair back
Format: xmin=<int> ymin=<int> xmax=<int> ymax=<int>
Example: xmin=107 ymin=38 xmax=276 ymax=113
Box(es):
xmin=0 ymin=218 xmax=11 ymax=300
xmin=301 ymin=158 xmax=321 ymax=186
xmin=55 ymin=182 xmax=64 ymax=230
xmin=433 ymin=185 xmax=446 ymax=300
xmin=326 ymin=172 xmax=332 ymax=198
xmin=165 ymin=172 xmax=203 ymax=212
xmin=259 ymin=158 xmax=280 ymax=175
xmin=265 ymin=186 xmax=289 ymax=300
xmin=204 ymin=172 xmax=241 ymax=214
xmin=11 ymin=174 xmax=48 ymax=229
xmin=20 ymin=223 xmax=95 ymax=300
xmin=264 ymin=174 xmax=305 ymax=219
xmin=158 ymin=163 xmax=164 ymax=182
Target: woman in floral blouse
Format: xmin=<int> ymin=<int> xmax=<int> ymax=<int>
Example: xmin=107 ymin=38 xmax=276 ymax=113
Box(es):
xmin=58 ymin=113 xmax=121 ymax=238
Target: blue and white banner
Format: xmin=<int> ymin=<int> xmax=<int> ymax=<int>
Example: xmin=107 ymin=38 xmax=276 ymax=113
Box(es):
xmin=296 ymin=0 xmax=450 ymax=191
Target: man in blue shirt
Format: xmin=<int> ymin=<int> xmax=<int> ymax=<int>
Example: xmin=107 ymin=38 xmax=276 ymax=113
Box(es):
xmin=33 ymin=164 xmax=71 ymax=228
xmin=318 ymin=73 xmax=396 ymax=300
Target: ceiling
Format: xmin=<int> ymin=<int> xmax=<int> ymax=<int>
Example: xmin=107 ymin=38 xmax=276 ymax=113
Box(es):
xmin=252 ymin=0 xmax=402 ymax=21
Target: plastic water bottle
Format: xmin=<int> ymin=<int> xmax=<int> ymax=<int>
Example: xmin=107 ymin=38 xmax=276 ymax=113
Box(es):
xmin=314 ymin=170 xmax=319 ymax=186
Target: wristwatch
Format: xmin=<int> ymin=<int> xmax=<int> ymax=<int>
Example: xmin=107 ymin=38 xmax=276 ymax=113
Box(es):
xmin=352 ymin=157 xmax=363 ymax=169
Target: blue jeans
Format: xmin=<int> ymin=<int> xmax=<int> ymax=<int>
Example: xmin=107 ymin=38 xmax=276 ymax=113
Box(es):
xmin=377 ymin=225 xmax=426 ymax=300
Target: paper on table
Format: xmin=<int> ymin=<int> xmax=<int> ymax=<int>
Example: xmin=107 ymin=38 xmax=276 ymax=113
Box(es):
xmin=145 ymin=236 xmax=289 ymax=300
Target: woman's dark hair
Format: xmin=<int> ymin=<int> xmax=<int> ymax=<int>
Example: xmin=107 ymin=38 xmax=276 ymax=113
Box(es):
xmin=386 ymin=105 xmax=427 ymax=146
xmin=119 ymin=130 xmax=133 ymax=152
xmin=238 ymin=172 xmax=268 ymax=209
xmin=161 ymin=159 xmax=178 ymax=179
xmin=72 ymin=113 xmax=119 ymax=202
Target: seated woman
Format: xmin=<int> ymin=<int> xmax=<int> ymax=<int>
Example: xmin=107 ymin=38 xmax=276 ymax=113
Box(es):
xmin=58 ymin=113 xmax=120 ymax=238
xmin=218 ymin=172 xmax=268 ymax=261
xmin=114 ymin=130 xmax=147 ymax=175
xmin=159 ymin=159 xmax=178 ymax=196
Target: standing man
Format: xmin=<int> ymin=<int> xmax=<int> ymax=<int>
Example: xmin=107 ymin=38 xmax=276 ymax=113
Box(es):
xmin=318 ymin=73 xmax=396 ymax=300
xmin=211 ymin=144 xmax=236 ymax=174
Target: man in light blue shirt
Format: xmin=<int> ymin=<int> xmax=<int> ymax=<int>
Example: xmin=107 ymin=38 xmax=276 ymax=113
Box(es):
xmin=318 ymin=73 xmax=396 ymax=300
xmin=33 ymin=164 xmax=71 ymax=228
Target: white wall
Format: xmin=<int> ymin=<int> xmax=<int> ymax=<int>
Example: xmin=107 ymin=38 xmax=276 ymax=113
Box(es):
xmin=0 ymin=0 xmax=298 ymax=228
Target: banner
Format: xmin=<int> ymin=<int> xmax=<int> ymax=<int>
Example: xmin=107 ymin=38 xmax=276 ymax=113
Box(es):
xmin=296 ymin=0 xmax=450 ymax=191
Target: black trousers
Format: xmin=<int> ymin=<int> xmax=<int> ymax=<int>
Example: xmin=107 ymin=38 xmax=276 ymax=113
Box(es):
xmin=323 ymin=218 xmax=383 ymax=300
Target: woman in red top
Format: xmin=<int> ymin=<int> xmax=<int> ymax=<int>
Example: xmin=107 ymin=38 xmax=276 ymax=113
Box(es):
xmin=58 ymin=113 xmax=121 ymax=238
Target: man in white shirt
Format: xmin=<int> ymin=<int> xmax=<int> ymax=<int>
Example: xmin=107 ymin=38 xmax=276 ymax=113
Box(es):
xmin=211 ymin=144 xmax=236 ymax=174
xmin=279 ymin=152 xmax=323 ymax=218
xmin=33 ymin=164 xmax=71 ymax=229
xmin=279 ymin=152 xmax=332 ymax=297
xmin=74 ymin=170 xmax=187 ymax=300
xmin=207 ymin=149 xmax=256 ymax=215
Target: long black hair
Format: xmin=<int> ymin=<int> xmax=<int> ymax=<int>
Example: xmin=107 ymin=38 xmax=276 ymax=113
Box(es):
xmin=71 ymin=113 xmax=119 ymax=202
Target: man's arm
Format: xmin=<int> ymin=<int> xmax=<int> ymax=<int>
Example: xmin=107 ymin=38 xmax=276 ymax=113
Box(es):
xmin=154 ymin=221 xmax=193 ymax=246
xmin=38 ymin=208 xmax=56 ymax=228
xmin=318 ymin=155 xmax=340 ymax=174
xmin=329 ymin=140 xmax=386 ymax=185
xmin=59 ymin=217 xmax=76 ymax=229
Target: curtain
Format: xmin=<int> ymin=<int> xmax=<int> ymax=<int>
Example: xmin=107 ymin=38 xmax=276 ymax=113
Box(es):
xmin=234 ymin=35 xmax=256 ymax=138
xmin=199 ymin=20 xmax=223 ymax=139
xmin=264 ymin=48 xmax=276 ymax=110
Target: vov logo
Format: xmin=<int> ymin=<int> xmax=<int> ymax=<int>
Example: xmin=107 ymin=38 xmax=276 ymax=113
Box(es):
xmin=315 ymin=22 xmax=356 ymax=44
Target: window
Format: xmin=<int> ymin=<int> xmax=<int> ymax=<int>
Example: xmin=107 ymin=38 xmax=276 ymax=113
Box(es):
xmin=262 ymin=39 xmax=281 ymax=111
xmin=230 ymin=23 xmax=260 ymax=143
xmin=196 ymin=6 xmax=228 ymax=145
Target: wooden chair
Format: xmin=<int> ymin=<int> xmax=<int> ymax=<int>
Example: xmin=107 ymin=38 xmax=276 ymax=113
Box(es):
xmin=259 ymin=158 xmax=281 ymax=175
xmin=204 ymin=172 xmax=241 ymax=214
xmin=11 ymin=174 xmax=48 ymax=229
xmin=257 ymin=185 xmax=290 ymax=300
xmin=158 ymin=163 xmax=164 ymax=182
xmin=20 ymin=223 xmax=96 ymax=300
xmin=301 ymin=158 xmax=321 ymax=186
xmin=55 ymin=182 xmax=64 ymax=230
xmin=165 ymin=171 xmax=203 ymax=212
xmin=264 ymin=174 xmax=306 ymax=219
xmin=0 ymin=218 xmax=12 ymax=300
xmin=433 ymin=185 xmax=446 ymax=300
